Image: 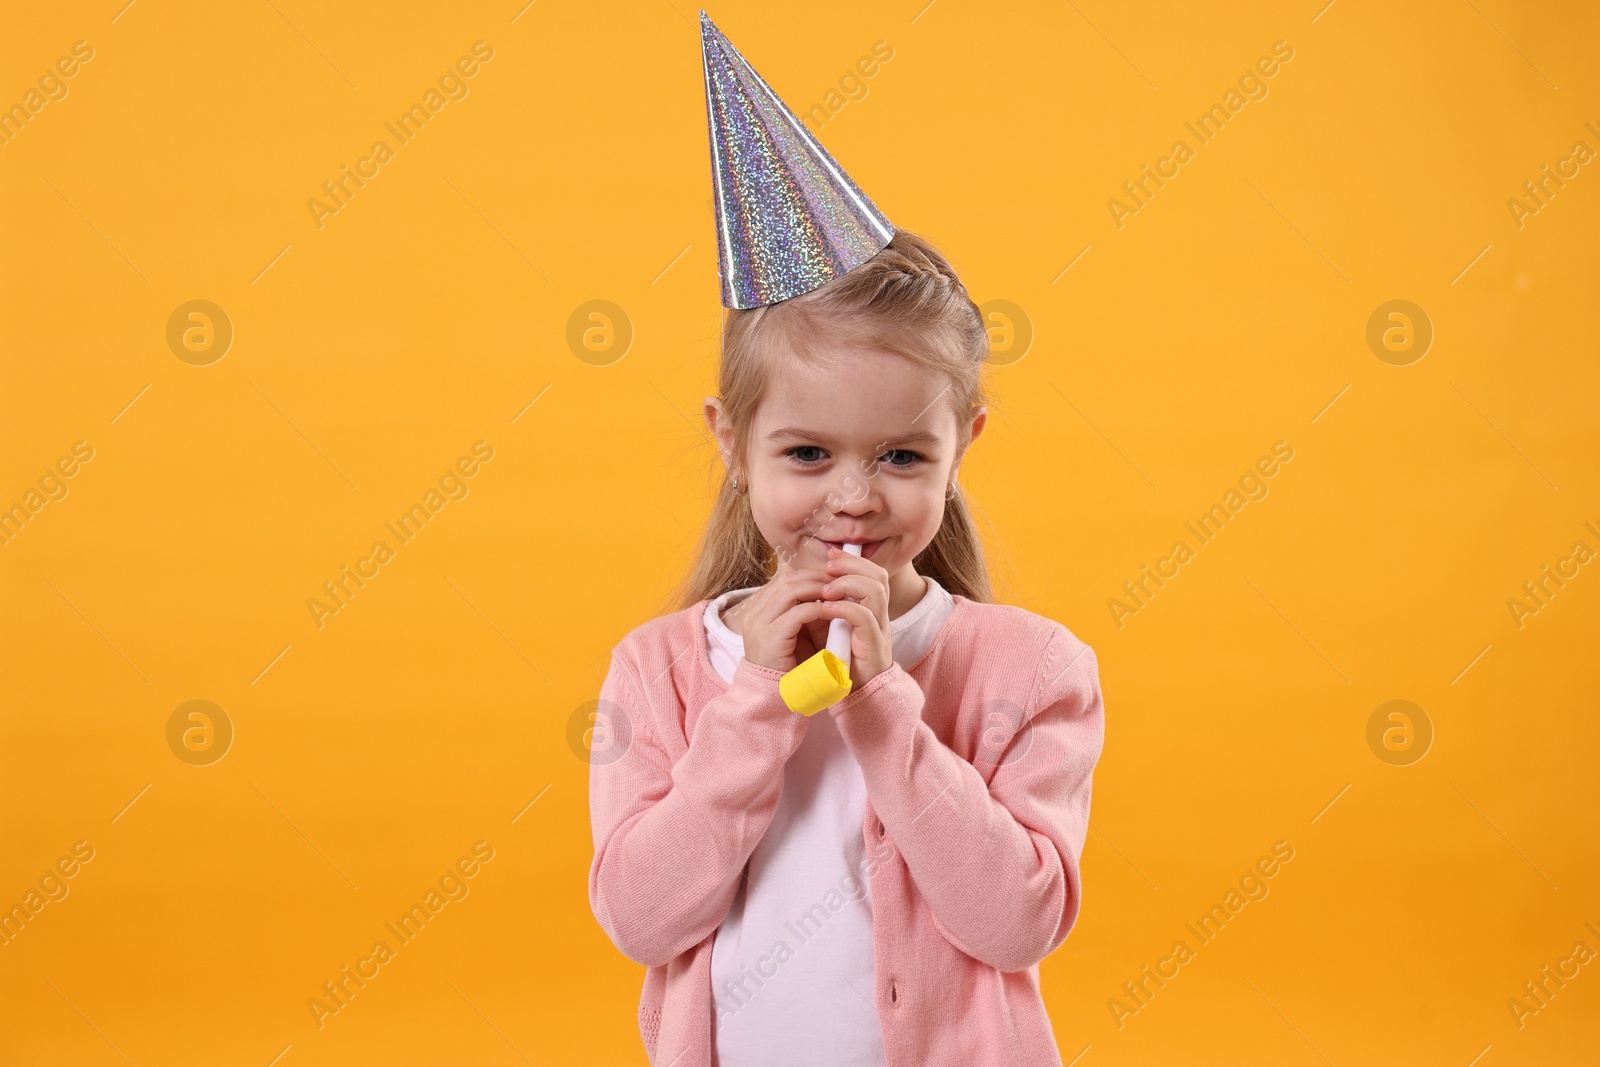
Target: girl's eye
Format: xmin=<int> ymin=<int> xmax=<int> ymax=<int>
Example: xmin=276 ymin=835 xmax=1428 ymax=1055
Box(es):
xmin=880 ymin=449 xmax=922 ymax=469
xmin=786 ymin=446 xmax=827 ymax=467
xmin=783 ymin=447 xmax=924 ymax=470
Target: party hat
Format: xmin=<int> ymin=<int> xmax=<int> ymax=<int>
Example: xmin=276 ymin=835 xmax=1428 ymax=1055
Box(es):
xmin=700 ymin=10 xmax=895 ymax=309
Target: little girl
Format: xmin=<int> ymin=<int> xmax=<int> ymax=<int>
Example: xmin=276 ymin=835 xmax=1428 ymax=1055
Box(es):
xmin=588 ymin=15 xmax=1104 ymax=1067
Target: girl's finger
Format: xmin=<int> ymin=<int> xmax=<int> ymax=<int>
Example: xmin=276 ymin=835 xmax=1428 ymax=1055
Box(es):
xmin=739 ymin=575 xmax=828 ymax=627
xmin=769 ymin=572 xmax=829 ymax=610
xmin=771 ymin=598 xmax=838 ymax=638
xmin=824 ymin=559 xmax=891 ymax=606
xmin=820 ymin=573 xmax=886 ymax=608
xmin=783 ymin=568 xmax=830 ymax=585
xmin=819 ymin=598 xmax=881 ymax=633
xmin=825 ymin=548 xmax=891 ymax=582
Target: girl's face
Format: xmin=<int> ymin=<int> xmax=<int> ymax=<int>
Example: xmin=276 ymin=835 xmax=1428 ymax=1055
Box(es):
xmin=706 ymin=340 xmax=986 ymax=605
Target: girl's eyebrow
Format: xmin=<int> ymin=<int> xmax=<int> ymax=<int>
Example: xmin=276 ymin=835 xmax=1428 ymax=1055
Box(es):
xmin=767 ymin=427 xmax=941 ymax=446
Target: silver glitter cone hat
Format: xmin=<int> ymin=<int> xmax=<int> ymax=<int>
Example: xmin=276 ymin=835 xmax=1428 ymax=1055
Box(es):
xmin=700 ymin=10 xmax=895 ymax=309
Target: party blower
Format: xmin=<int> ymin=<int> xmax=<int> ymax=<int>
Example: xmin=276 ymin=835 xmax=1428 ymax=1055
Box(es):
xmin=778 ymin=542 xmax=861 ymax=716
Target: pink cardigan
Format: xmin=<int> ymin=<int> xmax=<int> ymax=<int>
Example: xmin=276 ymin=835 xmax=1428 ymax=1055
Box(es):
xmin=587 ymin=592 xmax=1105 ymax=1066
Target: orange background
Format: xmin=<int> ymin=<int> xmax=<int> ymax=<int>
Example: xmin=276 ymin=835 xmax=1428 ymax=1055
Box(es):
xmin=2 ymin=1 xmax=1597 ymax=1064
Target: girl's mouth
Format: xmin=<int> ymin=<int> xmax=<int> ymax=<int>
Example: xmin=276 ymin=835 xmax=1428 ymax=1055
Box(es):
xmin=821 ymin=539 xmax=885 ymax=559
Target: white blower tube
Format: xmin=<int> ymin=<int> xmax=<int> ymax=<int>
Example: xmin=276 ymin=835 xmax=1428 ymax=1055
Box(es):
xmin=824 ymin=542 xmax=862 ymax=666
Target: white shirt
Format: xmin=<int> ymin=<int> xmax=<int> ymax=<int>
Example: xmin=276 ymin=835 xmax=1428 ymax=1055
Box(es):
xmin=704 ymin=575 xmax=955 ymax=1067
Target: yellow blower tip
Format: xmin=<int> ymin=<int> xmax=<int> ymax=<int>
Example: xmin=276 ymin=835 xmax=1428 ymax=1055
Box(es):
xmin=779 ymin=648 xmax=852 ymax=716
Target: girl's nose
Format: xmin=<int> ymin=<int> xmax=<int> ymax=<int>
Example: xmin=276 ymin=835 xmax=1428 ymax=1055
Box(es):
xmin=832 ymin=481 xmax=879 ymax=513
xmin=832 ymin=498 xmax=873 ymax=514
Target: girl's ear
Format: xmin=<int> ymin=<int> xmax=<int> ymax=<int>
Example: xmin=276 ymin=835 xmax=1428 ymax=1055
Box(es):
xmin=703 ymin=396 xmax=732 ymax=452
xmin=967 ymin=406 xmax=988 ymax=444
xmin=704 ymin=397 xmax=744 ymax=481
xmin=948 ymin=406 xmax=988 ymax=476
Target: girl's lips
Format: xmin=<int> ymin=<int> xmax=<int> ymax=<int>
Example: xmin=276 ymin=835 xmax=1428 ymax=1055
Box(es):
xmin=822 ymin=539 xmax=885 ymax=559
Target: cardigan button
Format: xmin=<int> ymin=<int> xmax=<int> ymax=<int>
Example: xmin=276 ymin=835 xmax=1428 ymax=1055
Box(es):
xmin=876 ymin=819 xmax=885 ymax=838
xmin=889 ymin=978 xmax=899 ymax=1005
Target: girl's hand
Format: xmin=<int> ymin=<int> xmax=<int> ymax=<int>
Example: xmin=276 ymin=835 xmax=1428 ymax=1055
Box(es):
xmin=735 ymin=567 xmax=836 ymax=674
xmin=819 ymin=544 xmax=894 ymax=687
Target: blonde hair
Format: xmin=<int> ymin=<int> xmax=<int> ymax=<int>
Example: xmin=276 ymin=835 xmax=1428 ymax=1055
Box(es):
xmin=665 ymin=229 xmax=996 ymax=613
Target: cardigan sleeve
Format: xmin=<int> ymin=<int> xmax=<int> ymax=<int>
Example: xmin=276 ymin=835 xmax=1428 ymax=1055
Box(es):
xmin=587 ymin=648 xmax=811 ymax=968
xmin=832 ymin=624 xmax=1104 ymax=973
